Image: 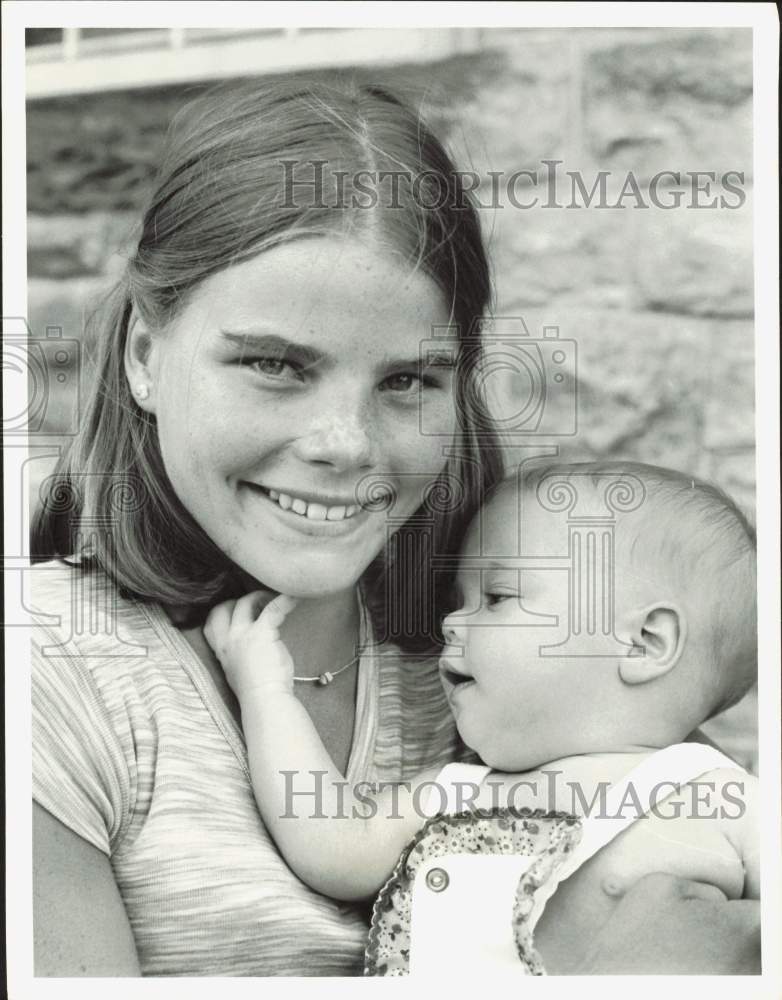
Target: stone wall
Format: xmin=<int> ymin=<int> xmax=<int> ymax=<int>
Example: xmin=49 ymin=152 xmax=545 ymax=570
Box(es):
xmin=24 ymin=27 xmax=757 ymax=767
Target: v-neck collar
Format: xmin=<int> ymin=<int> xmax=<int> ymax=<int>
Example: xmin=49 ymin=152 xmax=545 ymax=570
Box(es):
xmin=139 ymin=590 xmax=379 ymax=785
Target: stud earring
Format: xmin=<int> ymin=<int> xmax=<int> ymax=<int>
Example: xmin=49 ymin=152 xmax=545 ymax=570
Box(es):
xmin=135 ymin=383 xmax=150 ymax=401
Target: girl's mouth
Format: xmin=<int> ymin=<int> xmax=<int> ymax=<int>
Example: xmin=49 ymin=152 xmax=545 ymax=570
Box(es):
xmin=249 ymin=484 xmax=361 ymax=522
xmin=242 ymin=481 xmax=399 ymax=539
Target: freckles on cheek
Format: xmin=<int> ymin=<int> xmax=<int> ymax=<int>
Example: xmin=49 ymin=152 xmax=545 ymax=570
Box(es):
xmin=409 ymin=431 xmax=452 ymax=480
xmin=186 ymin=425 xmax=239 ymax=495
xmin=186 ymin=440 xmax=209 ymax=485
xmin=425 ymin=394 xmax=458 ymax=442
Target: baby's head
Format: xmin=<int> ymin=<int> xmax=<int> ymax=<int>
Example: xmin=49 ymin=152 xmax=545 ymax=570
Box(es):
xmin=439 ymin=461 xmax=756 ymax=771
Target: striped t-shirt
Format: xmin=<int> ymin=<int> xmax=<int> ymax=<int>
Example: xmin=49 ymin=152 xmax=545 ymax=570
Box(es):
xmin=31 ymin=561 xmax=461 ymax=976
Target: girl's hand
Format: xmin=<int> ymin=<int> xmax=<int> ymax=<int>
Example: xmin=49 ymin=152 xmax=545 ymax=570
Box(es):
xmin=204 ymin=592 xmax=298 ymax=702
xmin=578 ymin=872 xmax=760 ymax=974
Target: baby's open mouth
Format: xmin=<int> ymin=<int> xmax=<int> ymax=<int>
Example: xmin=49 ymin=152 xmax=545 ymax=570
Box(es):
xmin=439 ymin=658 xmax=475 ymax=690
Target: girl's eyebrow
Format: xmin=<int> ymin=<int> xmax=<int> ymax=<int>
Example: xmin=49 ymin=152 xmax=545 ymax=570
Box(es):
xmin=220 ymin=329 xmax=457 ymax=373
xmin=221 ymin=331 xmax=322 ymax=366
xmin=422 ymin=351 xmax=457 ymax=370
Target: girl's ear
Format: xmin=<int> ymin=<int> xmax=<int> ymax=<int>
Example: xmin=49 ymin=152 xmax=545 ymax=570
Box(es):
xmin=124 ymin=314 xmax=159 ymax=414
xmin=617 ymin=604 xmax=687 ymax=685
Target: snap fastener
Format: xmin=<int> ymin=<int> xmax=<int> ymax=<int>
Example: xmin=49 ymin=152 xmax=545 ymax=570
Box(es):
xmin=425 ymin=867 xmax=449 ymax=892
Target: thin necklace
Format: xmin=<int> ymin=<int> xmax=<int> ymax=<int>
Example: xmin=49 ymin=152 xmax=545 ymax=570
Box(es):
xmin=293 ymin=652 xmax=360 ymax=686
xmin=293 ymin=595 xmax=364 ymax=687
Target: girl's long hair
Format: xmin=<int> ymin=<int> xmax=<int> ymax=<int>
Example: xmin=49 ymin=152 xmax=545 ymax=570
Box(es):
xmin=32 ymin=76 xmax=504 ymax=653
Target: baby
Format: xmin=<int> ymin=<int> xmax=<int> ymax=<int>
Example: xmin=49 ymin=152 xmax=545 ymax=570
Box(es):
xmin=205 ymin=460 xmax=759 ymax=975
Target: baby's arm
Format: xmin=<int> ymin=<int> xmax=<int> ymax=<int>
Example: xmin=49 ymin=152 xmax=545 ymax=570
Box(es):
xmin=721 ymin=770 xmax=760 ymax=900
xmin=204 ymin=593 xmax=432 ymax=901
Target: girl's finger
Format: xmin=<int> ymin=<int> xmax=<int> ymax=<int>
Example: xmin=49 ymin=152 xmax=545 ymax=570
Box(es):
xmin=678 ymin=880 xmax=729 ymax=903
xmin=257 ymin=594 xmax=297 ymax=631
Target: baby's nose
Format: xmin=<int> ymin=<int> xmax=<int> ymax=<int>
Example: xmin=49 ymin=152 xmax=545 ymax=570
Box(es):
xmin=441 ymin=615 xmax=462 ymax=646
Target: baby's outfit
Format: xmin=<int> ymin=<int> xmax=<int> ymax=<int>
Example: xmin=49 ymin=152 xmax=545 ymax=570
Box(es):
xmin=364 ymin=743 xmax=745 ymax=977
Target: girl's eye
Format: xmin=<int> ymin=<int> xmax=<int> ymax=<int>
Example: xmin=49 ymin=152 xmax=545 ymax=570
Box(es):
xmin=249 ymin=357 xmax=302 ymax=380
xmin=381 ymin=371 xmax=447 ymax=396
xmin=381 ymin=372 xmax=420 ymax=393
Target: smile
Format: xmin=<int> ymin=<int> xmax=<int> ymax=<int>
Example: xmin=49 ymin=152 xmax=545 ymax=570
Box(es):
xmin=261 ymin=486 xmax=360 ymax=522
xmin=244 ymin=482 xmax=394 ymax=530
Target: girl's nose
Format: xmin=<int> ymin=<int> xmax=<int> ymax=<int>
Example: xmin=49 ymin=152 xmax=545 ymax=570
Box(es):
xmin=293 ymin=410 xmax=375 ymax=472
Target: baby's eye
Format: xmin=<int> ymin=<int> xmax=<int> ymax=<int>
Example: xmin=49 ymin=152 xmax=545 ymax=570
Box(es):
xmin=484 ymin=592 xmax=515 ymax=607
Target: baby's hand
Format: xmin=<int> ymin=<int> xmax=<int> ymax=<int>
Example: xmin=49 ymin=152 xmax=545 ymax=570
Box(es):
xmin=204 ymin=592 xmax=297 ymax=702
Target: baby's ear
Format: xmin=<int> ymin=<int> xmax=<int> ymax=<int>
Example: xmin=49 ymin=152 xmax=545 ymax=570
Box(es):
xmin=617 ymin=604 xmax=686 ymax=685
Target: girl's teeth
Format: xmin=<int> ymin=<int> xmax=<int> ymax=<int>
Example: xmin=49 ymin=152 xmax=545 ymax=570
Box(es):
xmin=263 ymin=488 xmax=362 ymax=521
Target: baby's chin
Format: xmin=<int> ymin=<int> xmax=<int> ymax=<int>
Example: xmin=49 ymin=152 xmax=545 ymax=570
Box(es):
xmin=483 ymin=754 xmax=551 ymax=773
xmin=461 ymin=737 xmax=550 ymax=774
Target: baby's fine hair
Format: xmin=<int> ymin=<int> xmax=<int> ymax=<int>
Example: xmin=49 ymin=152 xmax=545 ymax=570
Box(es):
xmin=514 ymin=459 xmax=757 ymax=715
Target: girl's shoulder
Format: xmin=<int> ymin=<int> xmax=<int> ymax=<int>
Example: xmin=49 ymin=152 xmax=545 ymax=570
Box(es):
xmin=29 ymin=556 xmax=120 ymax=606
xmin=27 ymin=559 xmax=232 ymax=858
xmin=27 ymin=557 xmax=175 ymax=666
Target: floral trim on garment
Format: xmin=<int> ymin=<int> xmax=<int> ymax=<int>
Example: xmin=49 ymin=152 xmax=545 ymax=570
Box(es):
xmin=364 ymin=807 xmax=582 ymax=976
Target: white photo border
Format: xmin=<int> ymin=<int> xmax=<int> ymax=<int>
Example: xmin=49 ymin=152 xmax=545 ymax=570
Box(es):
xmin=3 ymin=3 xmax=779 ymax=997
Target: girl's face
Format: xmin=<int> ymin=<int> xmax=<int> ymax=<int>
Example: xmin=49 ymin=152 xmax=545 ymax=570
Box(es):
xmin=133 ymin=237 xmax=457 ymax=597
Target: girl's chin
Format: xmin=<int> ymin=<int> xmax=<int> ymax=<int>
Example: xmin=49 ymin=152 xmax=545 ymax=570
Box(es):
xmin=237 ymin=562 xmax=368 ymax=599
